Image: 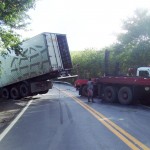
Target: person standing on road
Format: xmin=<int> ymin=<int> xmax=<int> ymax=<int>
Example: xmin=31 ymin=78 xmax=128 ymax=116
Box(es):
xmin=87 ymin=78 xmax=94 ymax=102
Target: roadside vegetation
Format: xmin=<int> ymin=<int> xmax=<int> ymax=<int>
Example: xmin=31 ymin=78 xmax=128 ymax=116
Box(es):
xmin=0 ymin=0 xmax=36 ymax=56
xmin=71 ymin=9 xmax=150 ymax=78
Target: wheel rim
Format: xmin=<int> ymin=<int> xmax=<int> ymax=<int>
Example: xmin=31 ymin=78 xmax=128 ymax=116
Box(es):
xmin=118 ymin=87 xmax=133 ymax=105
xmin=104 ymin=86 xmax=117 ymax=102
xmin=123 ymin=92 xmax=128 ymax=99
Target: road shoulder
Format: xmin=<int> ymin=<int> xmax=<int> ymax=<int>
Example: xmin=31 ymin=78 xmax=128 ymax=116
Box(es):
xmin=0 ymin=98 xmax=32 ymax=134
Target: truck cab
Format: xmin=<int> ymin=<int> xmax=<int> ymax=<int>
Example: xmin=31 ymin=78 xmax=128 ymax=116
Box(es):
xmin=136 ymin=67 xmax=150 ymax=77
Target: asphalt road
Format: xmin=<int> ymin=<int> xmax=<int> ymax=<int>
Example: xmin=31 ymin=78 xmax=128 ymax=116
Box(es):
xmin=0 ymin=83 xmax=150 ymax=150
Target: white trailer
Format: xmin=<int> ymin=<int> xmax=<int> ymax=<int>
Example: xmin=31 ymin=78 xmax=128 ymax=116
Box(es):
xmin=0 ymin=32 xmax=72 ymax=99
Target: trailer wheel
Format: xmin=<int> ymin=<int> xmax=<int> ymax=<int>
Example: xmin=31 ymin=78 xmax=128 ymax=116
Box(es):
xmin=1 ymin=88 xmax=9 ymax=99
xmin=104 ymin=86 xmax=117 ymax=103
xmin=20 ymin=84 xmax=30 ymax=98
xmin=10 ymin=87 xmax=20 ymax=100
xmin=82 ymin=85 xmax=88 ymax=96
xmin=118 ymin=87 xmax=133 ymax=105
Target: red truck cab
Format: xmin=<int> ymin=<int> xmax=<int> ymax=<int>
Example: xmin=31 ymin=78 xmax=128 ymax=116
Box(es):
xmin=75 ymin=78 xmax=98 ymax=96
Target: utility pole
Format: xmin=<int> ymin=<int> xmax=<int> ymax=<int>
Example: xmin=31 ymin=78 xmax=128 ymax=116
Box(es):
xmin=104 ymin=49 xmax=109 ymax=76
xmin=76 ymin=64 xmax=80 ymax=79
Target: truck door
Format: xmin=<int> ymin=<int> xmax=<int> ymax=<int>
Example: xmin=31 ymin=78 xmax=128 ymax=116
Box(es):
xmin=56 ymin=34 xmax=72 ymax=69
xmin=45 ymin=33 xmax=63 ymax=71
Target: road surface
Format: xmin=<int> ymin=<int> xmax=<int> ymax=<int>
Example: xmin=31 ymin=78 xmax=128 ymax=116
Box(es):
xmin=0 ymin=83 xmax=150 ymax=150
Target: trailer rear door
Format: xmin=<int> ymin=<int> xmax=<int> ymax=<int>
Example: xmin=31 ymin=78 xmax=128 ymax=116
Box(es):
xmin=56 ymin=34 xmax=72 ymax=69
xmin=45 ymin=33 xmax=63 ymax=71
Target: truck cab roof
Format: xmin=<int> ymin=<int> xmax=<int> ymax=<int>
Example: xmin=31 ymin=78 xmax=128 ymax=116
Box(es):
xmin=137 ymin=67 xmax=150 ymax=78
xmin=137 ymin=67 xmax=150 ymax=71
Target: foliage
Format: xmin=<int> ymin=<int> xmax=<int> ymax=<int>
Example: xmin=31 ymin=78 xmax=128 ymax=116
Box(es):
xmin=116 ymin=9 xmax=150 ymax=69
xmin=71 ymin=49 xmax=105 ymax=78
xmin=118 ymin=9 xmax=150 ymax=46
xmin=0 ymin=0 xmax=36 ymax=55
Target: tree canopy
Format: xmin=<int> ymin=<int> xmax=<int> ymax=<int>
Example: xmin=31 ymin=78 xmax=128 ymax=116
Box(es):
xmin=71 ymin=49 xmax=105 ymax=78
xmin=0 ymin=0 xmax=36 ymax=55
xmin=118 ymin=9 xmax=150 ymax=46
xmin=114 ymin=9 xmax=150 ymax=70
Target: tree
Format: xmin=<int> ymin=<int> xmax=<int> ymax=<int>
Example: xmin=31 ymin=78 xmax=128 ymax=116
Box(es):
xmin=71 ymin=9 xmax=150 ymax=79
xmin=117 ymin=9 xmax=150 ymax=46
xmin=0 ymin=0 xmax=36 ymax=55
xmin=111 ymin=9 xmax=150 ymax=72
xmin=71 ymin=49 xmax=105 ymax=78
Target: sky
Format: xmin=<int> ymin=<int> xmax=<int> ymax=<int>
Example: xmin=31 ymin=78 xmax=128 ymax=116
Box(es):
xmin=21 ymin=0 xmax=150 ymax=51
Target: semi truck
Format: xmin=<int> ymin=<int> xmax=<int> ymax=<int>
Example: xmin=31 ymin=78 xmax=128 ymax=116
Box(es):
xmin=74 ymin=51 xmax=150 ymax=105
xmin=0 ymin=32 xmax=72 ymax=99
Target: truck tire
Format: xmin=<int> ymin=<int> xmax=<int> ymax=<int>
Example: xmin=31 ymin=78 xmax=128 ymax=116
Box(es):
xmin=1 ymin=88 xmax=9 ymax=99
xmin=82 ymin=85 xmax=88 ymax=96
xmin=20 ymin=84 xmax=30 ymax=98
xmin=118 ymin=87 xmax=133 ymax=105
xmin=10 ymin=87 xmax=20 ymax=100
xmin=104 ymin=86 xmax=117 ymax=103
xmin=79 ymin=87 xmax=82 ymax=95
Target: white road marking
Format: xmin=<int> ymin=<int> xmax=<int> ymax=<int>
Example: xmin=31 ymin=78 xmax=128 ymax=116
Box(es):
xmin=0 ymin=100 xmax=33 ymax=142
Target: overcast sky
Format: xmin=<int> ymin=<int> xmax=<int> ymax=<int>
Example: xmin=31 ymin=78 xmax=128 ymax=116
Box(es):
xmin=22 ymin=0 xmax=150 ymax=51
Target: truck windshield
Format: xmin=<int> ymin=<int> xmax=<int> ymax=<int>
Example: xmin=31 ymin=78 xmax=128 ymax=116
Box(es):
xmin=139 ymin=71 xmax=149 ymax=77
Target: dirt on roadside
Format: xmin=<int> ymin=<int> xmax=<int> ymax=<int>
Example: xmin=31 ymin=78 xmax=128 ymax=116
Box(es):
xmin=0 ymin=97 xmax=32 ymax=134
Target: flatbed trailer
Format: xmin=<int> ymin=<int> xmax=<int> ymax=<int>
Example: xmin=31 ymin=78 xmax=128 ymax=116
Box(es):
xmin=75 ymin=76 xmax=150 ymax=105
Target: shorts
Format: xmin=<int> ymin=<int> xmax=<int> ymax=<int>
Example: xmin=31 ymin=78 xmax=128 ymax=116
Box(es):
xmin=88 ymin=89 xmax=93 ymax=96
